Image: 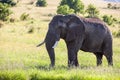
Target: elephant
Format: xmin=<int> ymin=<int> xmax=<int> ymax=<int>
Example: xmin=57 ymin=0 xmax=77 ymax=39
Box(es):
xmin=37 ymin=14 xmax=113 ymax=67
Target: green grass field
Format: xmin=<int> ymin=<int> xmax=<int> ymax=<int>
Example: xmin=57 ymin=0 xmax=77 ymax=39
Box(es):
xmin=0 ymin=0 xmax=120 ymax=80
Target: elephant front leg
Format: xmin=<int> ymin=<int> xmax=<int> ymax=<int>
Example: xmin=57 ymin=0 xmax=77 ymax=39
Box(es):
xmin=68 ymin=52 xmax=79 ymax=67
xmin=67 ymin=42 xmax=79 ymax=67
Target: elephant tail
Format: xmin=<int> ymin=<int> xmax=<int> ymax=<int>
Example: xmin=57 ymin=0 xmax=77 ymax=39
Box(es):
xmin=36 ymin=41 xmax=45 ymax=47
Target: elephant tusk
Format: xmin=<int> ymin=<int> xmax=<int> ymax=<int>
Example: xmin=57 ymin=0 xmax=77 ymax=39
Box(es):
xmin=52 ymin=41 xmax=59 ymax=48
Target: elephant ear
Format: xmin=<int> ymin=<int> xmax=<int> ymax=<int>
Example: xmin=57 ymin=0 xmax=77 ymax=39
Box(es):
xmin=58 ymin=19 xmax=66 ymax=28
xmin=66 ymin=24 xmax=77 ymax=41
xmin=66 ymin=15 xmax=85 ymax=42
xmin=58 ymin=16 xmax=70 ymax=28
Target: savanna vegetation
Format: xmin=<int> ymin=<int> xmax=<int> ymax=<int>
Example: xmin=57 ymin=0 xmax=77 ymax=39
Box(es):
xmin=0 ymin=0 xmax=120 ymax=80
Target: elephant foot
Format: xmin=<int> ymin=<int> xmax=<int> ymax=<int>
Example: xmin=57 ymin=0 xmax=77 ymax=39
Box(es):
xmin=68 ymin=61 xmax=79 ymax=67
xmin=108 ymin=62 xmax=113 ymax=66
xmin=97 ymin=64 xmax=102 ymax=67
xmin=49 ymin=64 xmax=55 ymax=68
xmin=97 ymin=61 xmax=102 ymax=66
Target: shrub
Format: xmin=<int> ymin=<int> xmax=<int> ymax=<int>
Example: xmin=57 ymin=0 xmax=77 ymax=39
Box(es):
xmin=9 ymin=17 xmax=15 ymax=22
xmin=20 ymin=13 xmax=29 ymax=21
xmin=107 ymin=3 xmax=112 ymax=8
xmin=27 ymin=26 xmax=34 ymax=33
xmin=113 ymin=30 xmax=120 ymax=37
xmin=0 ymin=3 xmax=12 ymax=21
xmin=59 ymin=0 xmax=84 ymax=14
xmin=57 ymin=5 xmax=74 ymax=15
xmin=86 ymin=4 xmax=99 ymax=18
xmin=36 ymin=0 xmax=47 ymax=7
xmin=0 ymin=0 xmax=16 ymax=6
xmin=29 ymin=1 xmax=34 ymax=5
xmin=107 ymin=3 xmax=120 ymax=9
xmin=102 ymin=15 xmax=114 ymax=25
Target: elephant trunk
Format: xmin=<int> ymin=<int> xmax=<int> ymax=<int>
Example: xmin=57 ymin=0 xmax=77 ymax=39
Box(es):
xmin=36 ymin=41 xmax=45 ymax=47
xmin=46 ymin=45 xmax=55 ymax=67
xmin=45 ymin=30 xmax=61 ymax=67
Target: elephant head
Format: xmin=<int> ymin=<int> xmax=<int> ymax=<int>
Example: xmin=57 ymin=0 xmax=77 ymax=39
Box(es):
xmin=37 ymin=14 xmax=85 ymax=67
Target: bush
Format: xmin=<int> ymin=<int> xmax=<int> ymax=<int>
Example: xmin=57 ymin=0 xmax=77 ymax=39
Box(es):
xmin=59 ymin=0 xmax=84 ymax=14
xmin=102 ymin=15 xmax=114 ymax=25
xmin=36 ymin=0 xmax=47 ymax=7
xmin=107 ymin=3 xmax=112 ymax=8
xmin=0 ymin=0 xmax=16 ymax=6
xmin=57 ymin=5 xmax=74 ymax=15
xmin=20 ymin=13 xmax=29 ymax=21
xmin=86 ymin=4 xmax=99 ymax=18
xmin=107 ymin=3 xmax=120 ymax=9
xmin=27 ymin=26 xmax=34 ymax=33
xmin=28 ymin=1 xmax=34 ymax=5
xmin=0 ymin=3 xmax=12 ymax=21
xmin=113 ymin=30 xmax=120 ymax=37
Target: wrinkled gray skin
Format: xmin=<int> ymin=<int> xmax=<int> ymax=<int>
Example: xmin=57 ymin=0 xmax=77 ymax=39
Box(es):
xmin=37 ymin=14 xmax=113 ymax=67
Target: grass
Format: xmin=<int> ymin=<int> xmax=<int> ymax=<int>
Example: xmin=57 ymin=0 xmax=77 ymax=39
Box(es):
xmin=0 ymin=0 xmax=120 ymax=80
xmin=0 ymin=21 xmax=120 ymax=79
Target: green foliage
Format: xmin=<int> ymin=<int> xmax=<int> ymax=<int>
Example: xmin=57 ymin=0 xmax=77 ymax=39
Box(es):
xmin=86 ymin=4 xmax=99 ymax=18
xmin=0 ymin=3 xmax=12 ymax=21
xmin=59 ymin=0 xmax=84 ymax=14
xmin=36 ymin=0 xmax=47 ymax=7
xmin=113 ymin=30 xmax=120 ymax=37
xmin=57 ymin=5 xmax=74 ymax=15
xmin=20 ymin=13 xmax=29 ymax=21
xmin=0 ymin=0 xmax=16 ymax=6
xmin=102 ymin=15 xmax=114 ymax=25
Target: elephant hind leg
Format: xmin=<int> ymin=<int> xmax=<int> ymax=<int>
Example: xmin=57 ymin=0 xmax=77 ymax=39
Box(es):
xmin=103 ymin=49 xmax=113 ymax=66
xmin=102 ymin=39 xmax=113 ymax=66
xmin=104 ymin=54 xmax=113 ymax=66
xmin=94 ymin=52 xmax=103 ymax=66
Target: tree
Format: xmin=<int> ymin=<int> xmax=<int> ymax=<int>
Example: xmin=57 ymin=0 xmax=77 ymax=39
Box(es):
xmin=0 ymin=0 xmax=16 ymax=6
xmin=59 ymin=0 xmax=84 ymax=14
xmin=57 ymin=5 xmax=74 ymax=15
xmin=86 ymin=4 xmax=99 ymax=18
xmin=0 ymin=3 xmax=12 ymax=21
xmin=36 ymin=0 xmax=47 ymax=7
